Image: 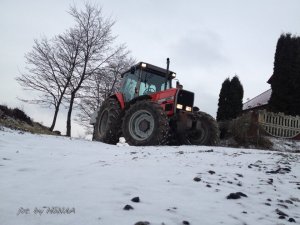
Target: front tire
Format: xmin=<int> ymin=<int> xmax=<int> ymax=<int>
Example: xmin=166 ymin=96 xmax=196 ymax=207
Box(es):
xmin=122 ymin=100 xmax=169 ymax=146
xmin=93 ymin=98 xmax=122 ymax=144
xmin=180 ymin=111 xmax=220 ymax=146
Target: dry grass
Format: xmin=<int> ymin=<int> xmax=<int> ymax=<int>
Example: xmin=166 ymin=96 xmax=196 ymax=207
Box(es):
xmin=219 ymin=112 xmax=273 ymax=149
xmin=0 ymin=105 xmax=60 ymax=136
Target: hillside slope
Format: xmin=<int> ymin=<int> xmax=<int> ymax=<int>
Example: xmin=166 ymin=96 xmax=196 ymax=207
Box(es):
xmin=0 ymin=105 xmax=60 ymax=135
xmin=0 ymin=128 xmax=299 ymax=225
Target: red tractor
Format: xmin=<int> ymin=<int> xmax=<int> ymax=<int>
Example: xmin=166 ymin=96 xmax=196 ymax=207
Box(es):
xmin=90 ymin=59 xmax=219 ymax=146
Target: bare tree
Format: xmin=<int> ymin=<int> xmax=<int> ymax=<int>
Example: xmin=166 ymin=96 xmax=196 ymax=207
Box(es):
xmin=64 ymin=3 xmax=127 ymax=137
xmin=17 ymin=3 xmax=130 ymax=136
xmin=74 ymin=54 xmax=135 ymax=134
xmin=16 ymin=38 xmax=74 ymax=131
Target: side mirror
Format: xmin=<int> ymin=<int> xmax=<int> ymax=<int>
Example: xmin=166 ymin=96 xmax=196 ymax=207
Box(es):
xmin=176 ymin=81 xmax=183 ymax=89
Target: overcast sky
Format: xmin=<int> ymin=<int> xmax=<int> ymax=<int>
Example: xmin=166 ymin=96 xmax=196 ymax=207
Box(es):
xmin=1 ymin=0 xmax=299 ymax=137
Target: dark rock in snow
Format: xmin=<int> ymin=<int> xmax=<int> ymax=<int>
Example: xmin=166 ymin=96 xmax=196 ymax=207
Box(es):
xmin=266 ymin=168 xmax=280 ymax=174
xmin=266 ymin=167 xmax=291 ymax=174
xmin=267 ymin=178 xmax=273 ymax=185
xmin=285 ymin=200 xmax=293 ymax=204
xmin=279 ymin=215 xmax=286 ymax=219
xmin=131 ymin=197 xmax=140 ymax=203
xmin=123 ymin=204 xmax=134 ymax=210
xmin=208 ymin=170 xmax=215 ymax=175
xmin=236 ymin=173 xmax=243 ymax=177
xmin=267 ymin=198 xmax=272 ymax=202
xmin=134 ymin=221 xmax=150 ymax=225
xmin=227 ymin=193 xmax=240 ymax=199
xmin=193 ymin=177 xmax=201 ymax=182
xmin=275 ymin=208 xmax=288 ymax=217
xmin=277 ymin=203 xmax=288 ymax=209
xmin=205 ymin=149 xmax=214 ymax=152
xmin=182 ymin=221 xmax=190 ymax=225
xmin=265 ymin=202 xmax=271 ymax=206
xmin=288 ymin=218 xmax=296 ymax=223
xmin=242 ymin=211 xmax=247 ymax=214
xmin=227 ymin=192 xmax=247 ymax=199
xmin=206 ymin=184 xmax=211 ymax=188
xmin=236 ymin=192 xmax=247 ymax=197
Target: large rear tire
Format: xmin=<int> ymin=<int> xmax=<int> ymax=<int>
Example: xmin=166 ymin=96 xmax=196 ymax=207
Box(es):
xmin=180 ymin=111 xmax=219 ymax=146
xmin=122 ymin=100 xmax=169 ymax=146
xmin=93 ymin=98 xmax=122 ymax=144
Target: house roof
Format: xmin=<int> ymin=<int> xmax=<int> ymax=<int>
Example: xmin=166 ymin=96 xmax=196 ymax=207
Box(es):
xmin=243 ymin=89 xmax=272 ymax=110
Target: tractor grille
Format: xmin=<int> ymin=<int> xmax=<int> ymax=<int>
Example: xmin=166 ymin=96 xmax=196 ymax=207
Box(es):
xmin=176 ymin=89 xmax=194 ymax=109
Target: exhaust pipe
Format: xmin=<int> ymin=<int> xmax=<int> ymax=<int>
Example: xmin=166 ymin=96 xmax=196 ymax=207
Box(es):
xmin=164 ymin=58 xmax=170 ymax=90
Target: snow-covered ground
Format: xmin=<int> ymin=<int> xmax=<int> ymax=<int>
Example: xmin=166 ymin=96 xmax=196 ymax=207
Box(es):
xmin=0 ymin=128 xmax=299 ymax=225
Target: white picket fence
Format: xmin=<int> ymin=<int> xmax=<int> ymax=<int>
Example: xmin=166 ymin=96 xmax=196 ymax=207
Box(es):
xmin=258 ymin=110 xmax=300 ymax=139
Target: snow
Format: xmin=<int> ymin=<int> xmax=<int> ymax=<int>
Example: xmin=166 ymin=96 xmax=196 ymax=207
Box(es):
xmin=0 ymin=128 xmax=300 ymax=225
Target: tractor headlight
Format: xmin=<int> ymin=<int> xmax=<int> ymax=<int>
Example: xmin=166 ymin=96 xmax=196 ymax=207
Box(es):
xmin=176 ymin=104 xmax=183 ymax=109
xmin=186 ymin=106 xmax=192 ymax=112
xmin=171 ymin=72 xmax=176 ymax=78
xmin=141 ymin=63 xmax=147 ymax=68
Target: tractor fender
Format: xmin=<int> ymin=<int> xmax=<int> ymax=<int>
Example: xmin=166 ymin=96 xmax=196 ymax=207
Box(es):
xmin=114 ymin=93 xmax=125 ymax=109
xmin=125 ymin=95 xmax=152 ymax=110
xmin=90 ymin=94 xmax=125 ymax=125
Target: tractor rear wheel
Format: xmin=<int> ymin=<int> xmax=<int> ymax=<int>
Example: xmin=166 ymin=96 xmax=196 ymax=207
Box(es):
xmin=93 ymin=98 xmax=122 ymax=144
xmin=180 ymin=111 xmax=219 ymax=146
xmin=122 ymin=100 xmax=169 ymax=146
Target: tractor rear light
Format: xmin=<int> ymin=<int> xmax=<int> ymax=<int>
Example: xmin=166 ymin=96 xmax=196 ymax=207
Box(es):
xmin=141 ymin=63 xmax=147 ymax=68
xmin=186 ymin=106 xmax=192 ymax=112
xmin=176 ymin=104 xmax=183 ymax=109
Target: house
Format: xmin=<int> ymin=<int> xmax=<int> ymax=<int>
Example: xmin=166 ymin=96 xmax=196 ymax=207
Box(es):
xmin=243 ymin=89 xmax=271 ymax=112
xmin=242 ymin=76 xmax=300 ymax=140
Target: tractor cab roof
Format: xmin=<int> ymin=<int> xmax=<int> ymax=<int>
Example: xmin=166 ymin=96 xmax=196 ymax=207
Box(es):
xmin=121 ymin=62 xmax=176 ymax=79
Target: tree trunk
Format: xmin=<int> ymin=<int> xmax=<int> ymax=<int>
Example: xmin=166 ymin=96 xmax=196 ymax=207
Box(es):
xmin=49 ymin=106 xmax=60 ymax=131
xmin=49 ymin=92 xmax=67 ymax=131
xmin=66 ymin=93 xmax=75 ymax=137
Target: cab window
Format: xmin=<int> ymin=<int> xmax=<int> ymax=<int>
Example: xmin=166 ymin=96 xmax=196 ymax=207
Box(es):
xmin=120 ymin=73 xmax=138 ymax=102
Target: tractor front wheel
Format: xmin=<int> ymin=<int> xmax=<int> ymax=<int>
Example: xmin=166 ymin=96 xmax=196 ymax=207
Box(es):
xmin=93 ymin=98 xmax=122 ymax=144
xmin=122 ymin=100 xmax=169 ymax=146
xmin=180 ymin=111 xmax=220 ymax=146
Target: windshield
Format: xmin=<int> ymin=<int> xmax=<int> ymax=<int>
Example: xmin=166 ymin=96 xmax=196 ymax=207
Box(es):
xmin=120 ymin=69 xmax=171 ymax=102
xmin=139 ymin=70 xmax=170 ymax=96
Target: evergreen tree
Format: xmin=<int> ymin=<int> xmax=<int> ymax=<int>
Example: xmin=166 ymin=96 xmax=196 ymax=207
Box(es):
xmin=228 ymin=76 xmax=244 ymax=119
xmin=216 ymin=76 xmax=244 ymax=121
xmin=217 ymin=78 xmax=230 ymax=121
xmin=269 ymin=33 xmax=300 ymax=116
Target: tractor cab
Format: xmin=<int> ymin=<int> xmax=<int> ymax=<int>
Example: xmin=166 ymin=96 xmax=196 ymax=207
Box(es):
xmin=120 ymin=62 xmax=176 ymax=102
